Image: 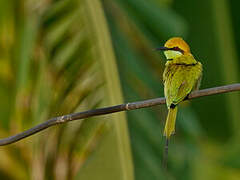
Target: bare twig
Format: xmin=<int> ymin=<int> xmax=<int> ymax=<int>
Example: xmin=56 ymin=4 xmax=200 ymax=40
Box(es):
xmin=0 ymin=83 xmax=239 ymax=146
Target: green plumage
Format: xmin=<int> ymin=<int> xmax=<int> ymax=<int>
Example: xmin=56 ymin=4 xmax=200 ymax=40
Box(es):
xmin=163 ymin=54 xmax=202 ymax=138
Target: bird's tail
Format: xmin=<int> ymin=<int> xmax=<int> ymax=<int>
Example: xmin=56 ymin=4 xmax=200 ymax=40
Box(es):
xmin=164 ymin=106 xmax=178 ymax=139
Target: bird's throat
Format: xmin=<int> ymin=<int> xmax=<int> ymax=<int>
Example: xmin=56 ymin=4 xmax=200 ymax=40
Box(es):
xmin=164 ymin=50 xmax=183 ymax=60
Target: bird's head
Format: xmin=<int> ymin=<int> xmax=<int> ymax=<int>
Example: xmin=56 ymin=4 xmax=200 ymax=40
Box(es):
xmin=156 ymin=37 xmax=191 ymax=60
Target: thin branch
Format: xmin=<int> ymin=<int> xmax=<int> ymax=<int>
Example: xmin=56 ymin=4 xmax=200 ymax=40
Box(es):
xmin=0 ymin=83 xmax=239 ymax=146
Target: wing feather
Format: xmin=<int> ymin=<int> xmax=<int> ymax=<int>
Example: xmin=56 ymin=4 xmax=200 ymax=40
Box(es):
xmin=163 ymin=62 xmax=202 ymax=108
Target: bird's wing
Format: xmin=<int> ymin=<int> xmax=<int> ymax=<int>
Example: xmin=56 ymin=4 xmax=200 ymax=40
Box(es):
xmin=192 ymin=62 xmax=203 ymax=91
xmin=164 ymin=63 xmax=202 ymax=107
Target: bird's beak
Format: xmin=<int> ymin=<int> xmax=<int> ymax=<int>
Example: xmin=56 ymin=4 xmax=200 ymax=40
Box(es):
xmin=155 ymin=47 xmax=172 ymax=51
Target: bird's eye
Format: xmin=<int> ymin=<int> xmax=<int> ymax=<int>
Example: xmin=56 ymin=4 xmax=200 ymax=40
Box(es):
xmin=171 ymin=47 xmax=184 ymax=53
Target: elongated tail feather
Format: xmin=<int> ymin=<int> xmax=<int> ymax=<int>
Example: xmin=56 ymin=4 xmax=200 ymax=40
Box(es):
xmin=164 ymin=106 xmax=178 ymax=139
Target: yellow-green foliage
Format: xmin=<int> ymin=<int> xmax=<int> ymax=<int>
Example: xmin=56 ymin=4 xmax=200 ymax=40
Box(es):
xmin=0 ymin=0 xmax=133 ymax=179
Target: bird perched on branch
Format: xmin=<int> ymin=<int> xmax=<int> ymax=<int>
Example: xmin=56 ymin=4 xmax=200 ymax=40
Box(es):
xmin=156 ymin=37 xmax=202 ymax=139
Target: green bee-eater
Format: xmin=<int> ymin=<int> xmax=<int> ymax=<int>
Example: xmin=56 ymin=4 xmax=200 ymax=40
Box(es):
xmin=157 ymin=37 xmax=202 ymax=139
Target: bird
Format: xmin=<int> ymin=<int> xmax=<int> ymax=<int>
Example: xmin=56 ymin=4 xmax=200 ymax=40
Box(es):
xmin=156 ymin=37 xmax=202 ymax=139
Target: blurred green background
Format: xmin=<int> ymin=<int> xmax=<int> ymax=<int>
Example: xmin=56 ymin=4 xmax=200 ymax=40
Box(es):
xmin=0 ymin=0 xmax=240 ymax=179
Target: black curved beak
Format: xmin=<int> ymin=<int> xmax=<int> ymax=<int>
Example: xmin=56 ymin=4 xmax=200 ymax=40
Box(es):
xmin=155 ymin=47 xmax=172 ymax=51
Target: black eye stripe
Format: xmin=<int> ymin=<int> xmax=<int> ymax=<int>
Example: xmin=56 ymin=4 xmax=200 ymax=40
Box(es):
xmin=169 ymin=47 xmax=184 ymax=53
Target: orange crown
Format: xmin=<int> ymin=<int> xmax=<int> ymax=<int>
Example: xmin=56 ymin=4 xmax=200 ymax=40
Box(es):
xmin=164 ymin=37 xmax=191 ymax=54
